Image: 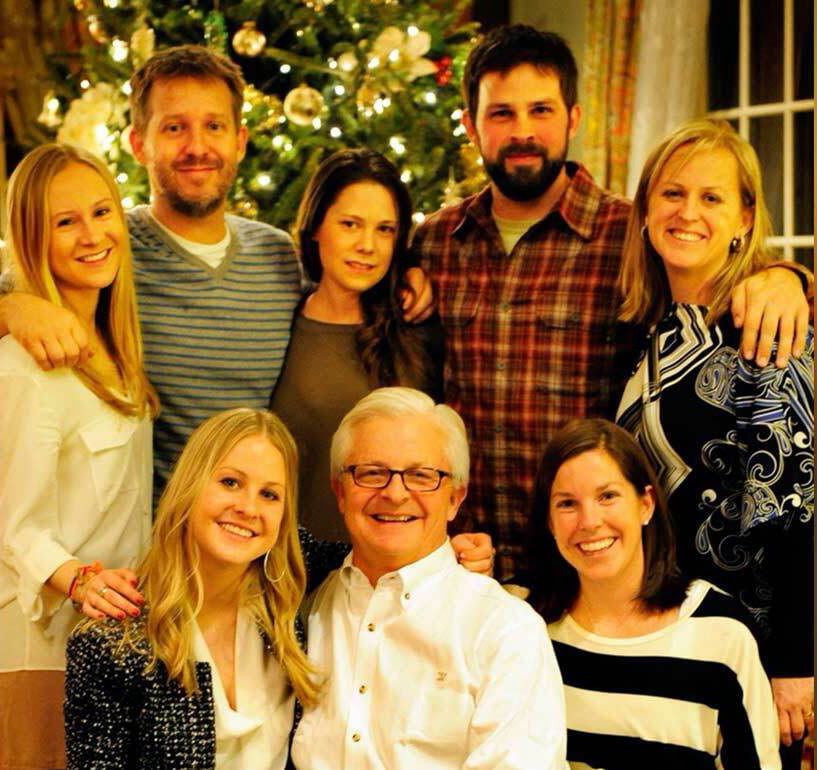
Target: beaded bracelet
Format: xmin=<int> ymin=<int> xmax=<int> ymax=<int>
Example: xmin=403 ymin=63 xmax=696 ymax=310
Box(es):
xmin=68 ymin=561 xmax=104 ymax=611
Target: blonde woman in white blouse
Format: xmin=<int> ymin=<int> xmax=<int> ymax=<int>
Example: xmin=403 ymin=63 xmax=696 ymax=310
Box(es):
xmin=0 ymin=143 xmax=158 ymax=769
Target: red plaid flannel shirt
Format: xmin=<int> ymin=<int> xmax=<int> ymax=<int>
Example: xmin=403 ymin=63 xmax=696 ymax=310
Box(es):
xmin=413 ymin=163 xmax=638 ymax=579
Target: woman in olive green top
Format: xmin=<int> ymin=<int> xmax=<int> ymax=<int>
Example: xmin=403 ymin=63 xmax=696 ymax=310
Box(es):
xmin=271 ymin=149 xmax=443 ymax=541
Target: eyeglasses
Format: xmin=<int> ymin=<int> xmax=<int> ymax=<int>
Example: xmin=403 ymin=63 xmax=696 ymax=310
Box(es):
xmin=343 ymin=464 xmax=451 ymax=492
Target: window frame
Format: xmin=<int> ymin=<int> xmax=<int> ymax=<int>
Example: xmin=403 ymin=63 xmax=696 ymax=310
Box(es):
xmin=707 ymin=0 xmax=814 ymax=262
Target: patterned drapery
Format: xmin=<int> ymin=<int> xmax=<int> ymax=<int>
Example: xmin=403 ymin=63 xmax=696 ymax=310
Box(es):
xmin=582 ymin=0 xmax=642 ymax=195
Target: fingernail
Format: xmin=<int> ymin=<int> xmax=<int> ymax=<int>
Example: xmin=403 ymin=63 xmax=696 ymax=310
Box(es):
xmin=119 ymin=612 xmax=126 ymax=620
xmin=136 ymin=597 xmax=145 ymax=606
xmin=130 ymin=609 xmax=140 ymax=617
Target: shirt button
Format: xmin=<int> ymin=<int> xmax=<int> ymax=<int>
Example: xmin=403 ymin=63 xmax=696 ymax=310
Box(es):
xmin=497 ymin=361 xmax=505 ymax=371
xmin=500 ymin=302 xmax=510 ymax=313
xmin=367 ymin=622 xmax=375 ymax=632
xmin=359 ymin=684 xmax=367 ymax=694
xmin=404 ymin=592 xmax=410 ymax=600
xmin=496 ymin=483 xmax=506 ymax=494
xmin=494 ymin=424 xmax=504 ymax=434
xmin=352 ymin=733 xmax=361 ymax=742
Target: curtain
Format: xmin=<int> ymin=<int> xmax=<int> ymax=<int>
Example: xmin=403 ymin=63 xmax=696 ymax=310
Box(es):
xmin=582 ymin=0 xmax=642 ymax=195
xmin=625 ymin=0 xmax=710 ymax=196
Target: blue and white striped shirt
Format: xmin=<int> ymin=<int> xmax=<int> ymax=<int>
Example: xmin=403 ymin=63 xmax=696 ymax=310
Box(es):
xmin=127 ymin=206 xmax=301 ymax=493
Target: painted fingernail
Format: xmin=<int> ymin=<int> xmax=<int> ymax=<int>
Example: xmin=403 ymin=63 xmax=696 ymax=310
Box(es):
xmin=131 ymin=609 xmax=140 ymax=617
xmin=119 ymin=612 xmax=126 ymax=620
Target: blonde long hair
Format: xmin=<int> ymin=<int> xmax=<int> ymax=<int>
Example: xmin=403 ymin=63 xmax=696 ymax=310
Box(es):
xmin=4 ymin=143 xmax=158 ymax=417
xmin=619 ymin=118 xmax=773 ymax=326
xmin=133 ymin=408 xmax=319 ymax=706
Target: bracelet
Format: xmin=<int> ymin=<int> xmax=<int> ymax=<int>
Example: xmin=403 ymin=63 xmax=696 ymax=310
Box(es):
xmin=68 ymin=561 xmax=104 ymax=611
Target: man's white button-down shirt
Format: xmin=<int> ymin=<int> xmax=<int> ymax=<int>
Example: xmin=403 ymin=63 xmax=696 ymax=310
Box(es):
xmin=292 ymin=540 xmax=567 ymax=769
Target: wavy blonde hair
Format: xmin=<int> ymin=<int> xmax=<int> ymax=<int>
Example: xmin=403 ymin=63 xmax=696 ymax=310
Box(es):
xmin=4 ymin=143 xmax=158 ymax=417
xmin=131 ymin=408 xmax=319 ymax=706
xmin=619 ymin=118 xmax=773 ymax=326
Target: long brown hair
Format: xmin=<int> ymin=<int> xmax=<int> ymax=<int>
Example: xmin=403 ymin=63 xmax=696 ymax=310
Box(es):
xmin=528 ymin=418 xmax=689 ymax=623
xmin=294 ymin=148 xmax=431 ymax=389
xmin=4 ymin=143 xmax=158 ymax=417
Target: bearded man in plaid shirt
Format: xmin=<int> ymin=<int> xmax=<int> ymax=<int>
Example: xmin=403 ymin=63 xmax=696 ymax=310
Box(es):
xmin=411 ymin=25 xmax=811 ymax=580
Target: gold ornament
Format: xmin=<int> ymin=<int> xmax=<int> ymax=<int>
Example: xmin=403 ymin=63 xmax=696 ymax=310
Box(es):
xmin=73 ymin=0 xmax=88 ymax=9
xmin=232 ymin=21 xmax=266 ymax=57
xmin=301 ymin=0 xmax=334 ymax=9
xmin=283 ymin=84 xmax=324 ymax=126
xmin=87 ymin=15 xmax=108 ymax=43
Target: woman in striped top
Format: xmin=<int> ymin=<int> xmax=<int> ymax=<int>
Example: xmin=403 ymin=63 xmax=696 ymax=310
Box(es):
xmin=528 ymin=418 xmax=780 ymax=769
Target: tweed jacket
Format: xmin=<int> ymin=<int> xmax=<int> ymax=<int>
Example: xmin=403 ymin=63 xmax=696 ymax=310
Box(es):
xmin=64 ymin=529 xmax=349 ymax=770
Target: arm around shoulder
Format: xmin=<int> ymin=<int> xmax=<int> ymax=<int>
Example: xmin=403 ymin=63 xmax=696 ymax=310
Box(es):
xmin=0 ymin=292 xmax=90 ymax=370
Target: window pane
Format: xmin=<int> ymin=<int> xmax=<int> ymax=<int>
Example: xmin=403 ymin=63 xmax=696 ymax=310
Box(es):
xmin=750 ymin=0 xmax=783 ymax=104
xmin=794 ymin=110 xmax=814 ymax=236
xmin=749 ymin=116 xmax=783 ymax=234
xmin=794 ymin=248 xmax=813 ymax=271
xmin=795 ymin=0 xmax=814 ymax=99
xmin=708 ymin=0 xmax=739 ymax=109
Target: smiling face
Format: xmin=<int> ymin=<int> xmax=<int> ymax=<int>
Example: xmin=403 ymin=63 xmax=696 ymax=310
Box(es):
xmin=129 ymin=75 xmax=248 ymax=224
xmin=47 ymin=161 xmax=124 ymax=308
xmin=646 ymin=145 xmax=753 ymax=302
xmin=548 ymin=448 xmax=654 ymax=593
xmin=463 ymin=63 xmax=580 ymax=204
xmin=332 ymin=414 xmax=466 ymax=585
xmin=189 ymin=434 xmax=286 ymax=582
xmin=313 ymin=181 xmax=397 ymax=300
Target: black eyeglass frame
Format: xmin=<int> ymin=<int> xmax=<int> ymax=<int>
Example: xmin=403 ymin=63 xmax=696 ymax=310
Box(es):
xmin=342 ymin=464 xmax=452 ymax=492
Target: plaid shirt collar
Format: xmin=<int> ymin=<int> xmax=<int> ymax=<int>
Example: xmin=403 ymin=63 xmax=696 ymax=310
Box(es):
xmin=452 ymin=162 xmax=603 ymax=242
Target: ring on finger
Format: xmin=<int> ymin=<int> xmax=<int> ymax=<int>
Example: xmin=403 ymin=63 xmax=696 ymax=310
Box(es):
xmin=805 ymin=709 xmax=814 ymax=719
xmin=98 ymin=585 xmax=110 ymax=597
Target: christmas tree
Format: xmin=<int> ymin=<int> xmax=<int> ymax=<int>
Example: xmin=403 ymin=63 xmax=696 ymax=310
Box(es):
xmin=40 ymin=0 xmax=486 ymax=230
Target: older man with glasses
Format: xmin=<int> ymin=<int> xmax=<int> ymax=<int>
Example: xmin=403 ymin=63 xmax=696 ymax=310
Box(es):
xmin=291 ymin=387 xmax=566 ymax=770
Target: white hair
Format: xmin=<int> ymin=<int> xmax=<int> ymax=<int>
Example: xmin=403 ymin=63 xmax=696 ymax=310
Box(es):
xmin=330 ymin=387 xmax=470 ymax=486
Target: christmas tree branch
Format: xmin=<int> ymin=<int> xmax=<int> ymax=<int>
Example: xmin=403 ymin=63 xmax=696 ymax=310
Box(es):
xmin=261 ymin=47 xmax=343 ymax=79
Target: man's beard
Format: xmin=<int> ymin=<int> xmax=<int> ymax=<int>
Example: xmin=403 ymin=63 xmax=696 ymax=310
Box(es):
xmin=157 ymin=155 xmax=237 ymax=218
xmin=483 ymin=140 xmax=567 ymax=202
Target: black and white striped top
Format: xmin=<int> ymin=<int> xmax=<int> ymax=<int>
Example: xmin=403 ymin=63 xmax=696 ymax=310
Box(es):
xmin=548 ymin=580 xmax=780 ymax=770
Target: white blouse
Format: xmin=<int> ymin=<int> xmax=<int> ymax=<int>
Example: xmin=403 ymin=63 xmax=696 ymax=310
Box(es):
xmin=193 ymin=609 xmax=295 ymax=770
xmin=0 ymin=336 xmax=152 ymax=672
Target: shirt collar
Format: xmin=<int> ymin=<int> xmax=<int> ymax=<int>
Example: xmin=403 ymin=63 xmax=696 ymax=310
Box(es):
xmin=453 ymin=162 xmax=604 ymax=242
xmin=339 ymin=539 xmax=458 ymax=597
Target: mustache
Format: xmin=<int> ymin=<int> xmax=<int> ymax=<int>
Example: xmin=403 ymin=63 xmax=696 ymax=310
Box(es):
xmin=498 ymin=142 xmax=548 ymax=161
xmin=173 ymin=154 xmax=224 ymax=170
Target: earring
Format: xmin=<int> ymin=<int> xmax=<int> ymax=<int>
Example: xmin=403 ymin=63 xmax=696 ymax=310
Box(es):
xmin=640 ymin=225 xmax=648 ymax=240
xmin=263 ymin=550 xmax=285 ymax=584
xmin=730 ymin=234 xmax=745 ymax=253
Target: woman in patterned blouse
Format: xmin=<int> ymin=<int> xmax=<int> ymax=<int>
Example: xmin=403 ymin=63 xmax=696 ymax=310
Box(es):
xmin=616 ymin=118 xmax=814 ymax=764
